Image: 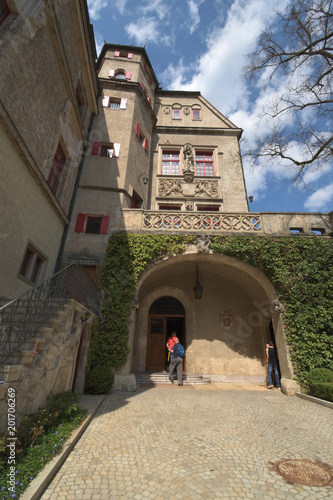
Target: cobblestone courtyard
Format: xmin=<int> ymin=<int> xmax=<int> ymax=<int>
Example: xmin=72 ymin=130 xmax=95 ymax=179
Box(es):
xmin=40 ymin=385 xmax=333 ymax=499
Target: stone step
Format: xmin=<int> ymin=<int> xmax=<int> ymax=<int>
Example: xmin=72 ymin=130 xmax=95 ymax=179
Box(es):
xmin=135 ymin=373 xmax=211 ymax=385
xmin=0 ymin=381 xmax=9 ymax=399
xmin=0 ymin=364 xmax=24 ymax=382
xmin=8 ymin=350 xmax=35 ymax=365
xmin=36 ymin=326 xmax=54 ymax=339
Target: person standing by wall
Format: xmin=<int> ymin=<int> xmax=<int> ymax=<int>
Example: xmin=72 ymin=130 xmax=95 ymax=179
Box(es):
xmin=266 ymin=341 xmax=281 ymax=389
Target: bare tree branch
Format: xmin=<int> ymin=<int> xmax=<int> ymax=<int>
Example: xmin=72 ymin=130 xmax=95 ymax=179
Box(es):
xmin=243 ymin=0 xmax=333 ymax=181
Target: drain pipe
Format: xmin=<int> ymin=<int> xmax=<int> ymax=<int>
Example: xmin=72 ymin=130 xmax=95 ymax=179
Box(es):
xmin=54 ymin=109 xmax=99 ymax=273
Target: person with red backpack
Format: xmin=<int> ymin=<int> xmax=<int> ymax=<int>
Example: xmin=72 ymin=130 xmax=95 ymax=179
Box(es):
xmin=166 ymin=331 xmax=178 ymax=369
xmin=168 ymin=338 xmax=185 ymax=386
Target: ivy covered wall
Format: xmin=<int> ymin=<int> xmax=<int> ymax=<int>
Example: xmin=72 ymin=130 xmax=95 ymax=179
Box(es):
xmin=86 ymin=233 xmax=333 ymax=386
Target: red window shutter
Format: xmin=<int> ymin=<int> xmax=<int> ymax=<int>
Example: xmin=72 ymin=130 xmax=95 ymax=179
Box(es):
xmin=144 ymin=138 xmax=148 ymax=151
xmin=141 ymin=81 xmax=145 ymax=91
xmin=91 ymin=142 xmax=101 ymax=155
xmin=130 ymin=197 xmax=138 ymax=208
xmin=100 ymin=215 xmax=110 ymax=234
xmin=148 ymin=96 xmax=151 ymax=104
xmin=125 ymin=71 xmax=132 ymax=80
xmin=75 ymin=214 xmax=86 ymax=232
xmin=114 ymin=51 xmax=120 ymax=57
xmin=135 ymin=123 xmax=140 ymax=137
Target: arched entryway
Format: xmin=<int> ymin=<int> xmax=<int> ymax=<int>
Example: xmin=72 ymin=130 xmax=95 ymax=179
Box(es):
xmin=146 ymin=296 xmax=185 ymax=372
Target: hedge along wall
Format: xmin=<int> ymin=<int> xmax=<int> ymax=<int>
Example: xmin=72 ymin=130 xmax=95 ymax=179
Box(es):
xmin=86 ymin=233 xmax=333 ymax=387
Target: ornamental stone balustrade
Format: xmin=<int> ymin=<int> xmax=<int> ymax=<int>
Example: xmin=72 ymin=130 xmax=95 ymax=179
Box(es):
xmin=119 ymin=209 xmax=333 ymax=236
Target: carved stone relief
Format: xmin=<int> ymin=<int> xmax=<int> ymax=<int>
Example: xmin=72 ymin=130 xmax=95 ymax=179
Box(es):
xmin=158 ymin=178 xmax=183 ymax=197
xmin=158 ymin=178 xmax=219 ymax=198
xmin=195 ymin=180 xmax=219 ymax=198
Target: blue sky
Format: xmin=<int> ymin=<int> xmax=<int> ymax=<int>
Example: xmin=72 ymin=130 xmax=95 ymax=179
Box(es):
xmin=87 ymin=0 xmax=333 ymax=214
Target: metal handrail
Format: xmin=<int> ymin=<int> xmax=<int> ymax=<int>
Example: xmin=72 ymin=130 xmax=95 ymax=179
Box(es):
xmin=0 ymin=262 xmax=101 ymax=366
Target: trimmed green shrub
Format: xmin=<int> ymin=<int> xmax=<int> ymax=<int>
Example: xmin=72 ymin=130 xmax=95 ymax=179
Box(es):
xmin=307 ymin=368 xmax=333 ymax=384
xmin=308 ymin=383 xmax=333 ymax=402
xmin=307 ymin=368 xmax=333 ymax=402
xmin=84 ymin=365 xmax=114 ymax=394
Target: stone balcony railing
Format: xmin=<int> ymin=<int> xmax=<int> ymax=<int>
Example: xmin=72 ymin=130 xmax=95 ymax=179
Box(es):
xmin=119 ymin=210 xmax=333 ymax=236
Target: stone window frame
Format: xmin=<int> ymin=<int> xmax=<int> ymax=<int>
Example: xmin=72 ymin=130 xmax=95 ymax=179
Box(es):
xmin=161 ymin=149 xmax=181 ymax=175
xmin=18 ymin=241 xmax=47 ymax=285
xmin=195 ymin=150 xmax=215 ymax=176
xmin=0 ymin=0 xmax=9 ymax=26
xmin=48 ymin=142 xmax=67 ymax=195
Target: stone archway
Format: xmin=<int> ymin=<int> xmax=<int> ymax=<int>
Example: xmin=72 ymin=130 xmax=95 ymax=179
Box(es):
xmin=132 ymin=286 xmax=196 ymax=374
xmin=146 ymin=296 xmax=185 ymax=372
xmin=118 ymin=250 xmax=298 ymax=394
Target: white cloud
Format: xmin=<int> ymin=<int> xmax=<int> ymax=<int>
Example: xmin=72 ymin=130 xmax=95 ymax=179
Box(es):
xmin=171 ymin=0 xmax=285 ymax=112
xmin=187 ymin=0 xmax=204 ymax=34
xmin=139 ymin=0 xmax=169 ymax=20
xmin=87 ymin=0 xmax=108 ymax=20
xmin=114 ymin=0 xmax=127 ymax=15
xmin=94 ymin=31 xmax=105 ymax=57
xmin=304 ymin=182 xmax=333 ymax=211
xmin=125 ymin=17 xmax=160 ymax=45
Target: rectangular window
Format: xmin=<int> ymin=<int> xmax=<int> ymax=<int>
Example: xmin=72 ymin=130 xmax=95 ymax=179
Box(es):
xmin=114 ymin=51 xmax=133 ymax=58
xmin=159 ymin=205 xmax=181 ymax=210
xmin=195 ymin=152 xmax=214 ymax=176
xmin=197 ymin=205 xmax=220 ymax=211
xmin=0 ymin=0 xmax=9 ymax=26
xmin=100 ymin=145 xmax=114 ymax=157
xmin=102 ymin=96 xmax=127 ymax=109
xmin=19 ymin=245 xmax=47 ymax=284
xmin=162 ymin=151 xmax=180 ymax=175
xmin=192 ymin=109 xmax=201 ymax=120
xmin=135 ymin=123 xmax=148 ymax=152
xmin=172 ymin=109 xmax=181 ymax=119
xmin=48 ymin=143 xmax=66 ymax=194
xmin=91 ymin=142 xmax=120 ymax=157
xmin=75 ymin=214 xmax=110 ymax=235
xmin=109 ymin=98 xmax=120 ymax=109
xmin=86 ymin=217 xmax=102 ymax=234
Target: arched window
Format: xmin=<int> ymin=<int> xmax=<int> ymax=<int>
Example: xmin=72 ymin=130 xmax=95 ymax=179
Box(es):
xmin=115 ymin=70 xmax=126 ymax=80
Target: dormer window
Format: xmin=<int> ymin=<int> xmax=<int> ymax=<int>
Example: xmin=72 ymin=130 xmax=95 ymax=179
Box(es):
xmin=114 ymin=51 xmax=133 ymax=59
xmin=192 ymin=109 xmax=201 ymax=120
xmin=172 ymin=108 xmax=181 ymax=119
xmin=108 ymin=69 xmax=132 ymax=80
xmin=91 ymin=142 xmax=121 ymax=157
xmin=115 ymin=70 xmax=125 ymax=80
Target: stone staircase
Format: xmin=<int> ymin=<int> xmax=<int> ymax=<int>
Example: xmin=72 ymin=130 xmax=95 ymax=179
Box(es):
xmin=135 ymin=372 xmax=211 ymax=386
xmin=0 ymin=305 xmax=70 ymax=401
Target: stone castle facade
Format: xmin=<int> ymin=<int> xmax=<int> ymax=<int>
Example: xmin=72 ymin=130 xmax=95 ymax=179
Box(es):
xmin=0 ymin=3 xmax=332 ymax=404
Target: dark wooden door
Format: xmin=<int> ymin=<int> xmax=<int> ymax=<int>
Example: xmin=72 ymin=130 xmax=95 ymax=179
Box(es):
xmin=82 ymin=265 xmax=97 ymax=282
xmin=146 ymin=317 xmax=166 ymax=372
